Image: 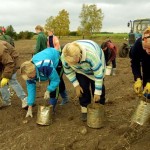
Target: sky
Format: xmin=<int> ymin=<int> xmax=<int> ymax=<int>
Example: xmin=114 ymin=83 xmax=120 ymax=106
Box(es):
xmin=0 ymin=0 xmax=150 ymax=33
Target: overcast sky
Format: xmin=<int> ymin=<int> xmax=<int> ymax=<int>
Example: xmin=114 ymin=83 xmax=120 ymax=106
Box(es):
xmin=1 ymin=0 xmax=150 ymax=33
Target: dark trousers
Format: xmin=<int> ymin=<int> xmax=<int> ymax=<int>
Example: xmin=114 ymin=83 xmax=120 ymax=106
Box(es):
xmin=112 ymin=59 xmax=116 ymax=68
xmin=50 ymin=60 xmax=66 ymax=99
xmin=76 ymin=73 xmax=105 ymax=107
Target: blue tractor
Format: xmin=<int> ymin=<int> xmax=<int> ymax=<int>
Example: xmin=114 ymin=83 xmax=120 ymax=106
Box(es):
xmin=119 ymin=18 xmax=150 ymax=57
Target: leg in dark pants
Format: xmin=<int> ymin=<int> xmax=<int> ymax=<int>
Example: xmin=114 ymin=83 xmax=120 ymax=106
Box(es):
xmin=76 ymin=73 xmax=91 ymax=107
xmin=112 ymin=59 xmax=116 ymax=68
xmin=57 ymin=60 xmax=68 ymax=105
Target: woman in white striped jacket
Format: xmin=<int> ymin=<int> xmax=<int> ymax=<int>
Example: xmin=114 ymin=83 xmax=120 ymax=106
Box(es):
xmin=61 ymin=40 xmax=106 ymax=121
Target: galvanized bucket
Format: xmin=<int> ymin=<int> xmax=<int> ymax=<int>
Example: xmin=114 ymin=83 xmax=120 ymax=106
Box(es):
xmin=36 ymin=105 xmax=53 ymax=125
xmin=131 ymin=96 xmax=150 ymax=126
xmin=87 ymin=103 xmax=105 ymax=128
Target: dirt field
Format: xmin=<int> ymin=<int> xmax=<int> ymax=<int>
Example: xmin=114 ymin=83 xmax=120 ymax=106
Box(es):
xmin=0 ymin=39 xmax=150 ymax=150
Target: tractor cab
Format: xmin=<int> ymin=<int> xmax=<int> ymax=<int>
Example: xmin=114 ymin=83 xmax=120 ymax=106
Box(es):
xmin=128 ymin=19 xmax=150 ymax=47
xmin=119 ymin=18 xmax=150 ymax=58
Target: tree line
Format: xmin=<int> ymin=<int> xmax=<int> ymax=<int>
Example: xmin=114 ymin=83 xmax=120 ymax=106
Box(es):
xmin=2 ymin=4 xmax=103 ymax=40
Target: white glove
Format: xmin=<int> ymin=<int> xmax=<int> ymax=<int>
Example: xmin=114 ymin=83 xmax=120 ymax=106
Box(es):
xmin=26 ymin=108 xmax=33 ymax=118
xmin=44 ymin=90 xmax=50 ymax=99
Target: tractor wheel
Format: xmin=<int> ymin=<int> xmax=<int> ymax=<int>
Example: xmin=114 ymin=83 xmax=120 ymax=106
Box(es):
xmin=119 ymin=44 xmax=129 ymax=58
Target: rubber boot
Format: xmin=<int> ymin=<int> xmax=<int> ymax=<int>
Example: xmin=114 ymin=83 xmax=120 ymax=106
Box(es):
xmin=59 ymin=90 xmax=69 ymax=105
xmin=81 ymin=106 xmax=87 ymax=122
xmin=49 ymin=98 xmax=57 ymax=112
xmin=112 ymin=68 xmax=116 ymax=76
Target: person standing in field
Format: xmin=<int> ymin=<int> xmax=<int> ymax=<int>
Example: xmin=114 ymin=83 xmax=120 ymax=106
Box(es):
xmin=33 ymin=25 xmax=47 ymax=55
xmin=61 ymin=40 xmax=106 ymax=121
xmin=101 ymin=40 xmax=117 ymax=75
xmin=47 ymin=28 xmax=69 ymax=105
xmin=0 ymin=26 xmax=15 ymax=47
xmin=0 ymin=40 xmax=27 ymax=108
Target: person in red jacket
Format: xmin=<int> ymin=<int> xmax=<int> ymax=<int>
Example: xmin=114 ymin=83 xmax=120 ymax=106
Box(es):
xmin=101 ymin=40 xmax=117 ymax=75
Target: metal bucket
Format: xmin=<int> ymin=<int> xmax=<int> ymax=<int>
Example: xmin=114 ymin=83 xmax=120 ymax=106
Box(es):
xmin=131 ymin=97 xmax=150 ymax=126
xmin=87 ymin=103 xmax=105 ymax=128
xmin=36 ymin=105 xmax=53 ymax=125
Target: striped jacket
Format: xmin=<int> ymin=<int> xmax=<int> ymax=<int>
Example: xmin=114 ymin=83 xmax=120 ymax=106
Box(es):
xmin=26 ymin=48 xmax=60 ymax=105
xmin=61 ymin=40 xmax=106 ymax=95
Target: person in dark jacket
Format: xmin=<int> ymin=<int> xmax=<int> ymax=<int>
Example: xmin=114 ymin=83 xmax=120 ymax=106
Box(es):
xmin=0 ymin=41 xmax=27 ymax=108
xmin=130 ymin=27 xmax=150 ymax=98
xmin=101 ymin=40 xmax=117 ymax=75
xmin=34 ymin=25 xmax=47 ymax=55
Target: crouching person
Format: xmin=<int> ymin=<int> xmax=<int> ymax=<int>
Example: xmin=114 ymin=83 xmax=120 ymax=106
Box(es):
xmin=20 ymin=47 xmax=60 ymax=118
xmin=61 ymin=40 xmax=106 ymax=121
xmin=0 ymin=40 xmax=27 ymax=108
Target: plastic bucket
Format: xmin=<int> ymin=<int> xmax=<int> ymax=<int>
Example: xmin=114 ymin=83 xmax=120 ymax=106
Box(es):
xmin=131 ymin=97 xmax=150 ymax=125
xmin=87 ymin=103 xmax=105 ymax=128
xmin=105 ymin=66 xmax=112 ymax=75
xmin=36 ymin=105 xmax=53 ymax=125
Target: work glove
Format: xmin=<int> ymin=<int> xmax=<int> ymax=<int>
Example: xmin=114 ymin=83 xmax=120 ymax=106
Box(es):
xmin=26 ymin=108 xmax=33 ymax=118
xmin=143 ymin=82 xmax=150 ymax=94
xmin=1 ymin=78 xmax=9 ymax=87
xmin=75 ymin=85 xmax=83 ymax=98
xmin=44 ymin=90 xmax=50 ymax=99
xmin=107 ymin=60 xmax=111 ymax=66
xmin=93 ymin=94 xmax=100 ymax=102
xmin=134 ymin=78 xmax=142 ymax=94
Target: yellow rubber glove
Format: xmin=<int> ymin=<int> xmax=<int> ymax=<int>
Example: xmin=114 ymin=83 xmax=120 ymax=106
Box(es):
xmin=1 ymin=78 xmax=9 ymax=87
xmin=93 ymin=94 xmax=100 ymax=102
xmin=134 ymin=78 xmax=142 ymax=94
xmin=75 ymin=85 xmax=83 ymax=98
xmin=143 ymin=82 xmax=150 ymax=94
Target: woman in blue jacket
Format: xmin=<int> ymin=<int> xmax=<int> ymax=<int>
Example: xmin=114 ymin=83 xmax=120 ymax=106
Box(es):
xmin=20 ymin=47 xmax=60 ymax=117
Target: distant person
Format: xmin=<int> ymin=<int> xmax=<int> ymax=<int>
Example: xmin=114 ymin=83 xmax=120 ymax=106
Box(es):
xmin=33 ymin=25 xmax=47 ymax=55
xmin=20 ymin=47 xmax=60 ymax=118
xmin=0 ymin=40 xmax=27 ymax=108
xmin=0 ymin=27 xmax=15 ymax=47
xmin=47 ymin=28 xmax=61 ymax=51
xmin=61 ymin=40 xmax=106 ymax=121
xmin=101 ymin=40 xmax=117 ymax=75
xmin=130 ymin=26 xmax=150 ymax=98
xmin=47 ymin=28 xmax=69 ymax=105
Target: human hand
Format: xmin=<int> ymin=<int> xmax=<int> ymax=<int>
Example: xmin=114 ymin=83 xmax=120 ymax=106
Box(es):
xmin=75 ymin=85 xmax=83 ymax=98
xmin=44 ymin=90 xmax=50 ymax=99
xmin=134 ymin=78 xmax=142 ymax=94
xmin=93 ymin=94 xmax=100 ymax=102
xmin=107 ymin=60 xmax=111 ymax=66
xmin=0 ymin=78 xmax=9 ymax=87
xmin=26 ymin=107 xmax=33 ymax=118
xmin=143 ymin=82 xmax=150 ymax=94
